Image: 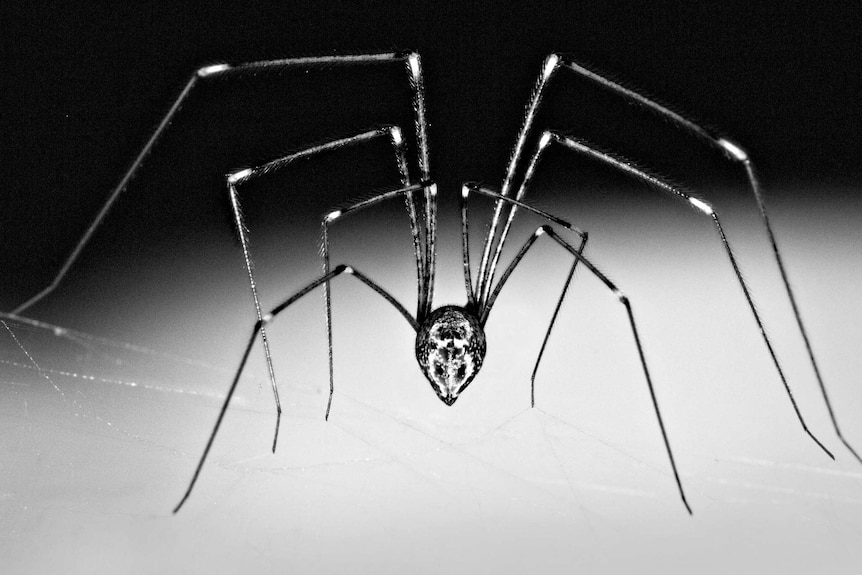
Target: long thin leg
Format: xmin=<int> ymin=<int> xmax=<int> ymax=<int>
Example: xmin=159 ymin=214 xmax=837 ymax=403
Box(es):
xmin=387 ymin=126 xmax=428 ymax=318
xmin=404 ymin=53 xmax=437 ymax=317
xmin=12 ymin=51 xmax=432 ymax=316
xmin=460 ymin=182 xmax=477 ymax=309
xmin=464 ymin=182 xmax=586 ymax=262
xmin=321 ymin=181 xmax=431 ymax=418
xmin=173 ymin=263 xmax=417 ymax=514
xmin=488 ymin=133 xmax=835 ymax=460
xmin=226 ymin=178 xmax=283 ymax=453
xmin=547 ymin=225 xmax=691 ymax=513
xmin=542 ymin=226 xmax=696 ymax=512
xmin=530 ymin=248 xmax=585 ymax=407
xmin=233 ymin=128 xmax=420 ymax=291
xmin=320 ymin=180 xmax=430 ymax=320
xmin=463 ymin=132 xmax=590 ymax=400
xmin=496 ymin=54 xmax=856 ymax=462
xmin=480 ymin=132 xmax=556 ymax=311
xmin=483 ymin=227 xmax=588 ymax=407
xmin=10 ymin=72 xmax=198 ymax=315
xmin=460 ymin=183 xmax=589 ymax=403
xmin=475 ymin=56 xmax=560 ymax=309
xmin=467 ymin=183 xmax=598 ymax=406
xmin=545 ymin=133 xmax=835 ymax=460
xmin=322 ymin=132 xmax=425 ymax=420
xmin=483 ymin=220 xmax=691 ymax=514
xmin=741 ymin=161 xmax=862 ymax=463
xmin=227 ymin=130 xmax=417 ymax=452
xmin=557 ymin=69 xmax=843 ymax=456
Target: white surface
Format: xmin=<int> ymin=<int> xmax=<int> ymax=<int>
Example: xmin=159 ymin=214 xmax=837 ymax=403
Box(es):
xmin=1 ymin=190 xmax=861 ymax=574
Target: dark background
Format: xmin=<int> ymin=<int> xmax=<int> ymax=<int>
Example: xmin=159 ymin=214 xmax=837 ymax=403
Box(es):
xmin=2 ymin=1 xmax=860 ymax=311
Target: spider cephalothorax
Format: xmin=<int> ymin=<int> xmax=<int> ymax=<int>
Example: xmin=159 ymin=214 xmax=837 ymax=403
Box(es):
xmin=415 ymin=305 xmax=486 ymax=405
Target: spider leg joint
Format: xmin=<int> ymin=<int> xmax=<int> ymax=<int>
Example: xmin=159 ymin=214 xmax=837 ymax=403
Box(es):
xmin=197 ymin=63 xmax=232 ymax=78
xmin=407 ymin=53 xmax=422 ymax=80
xmin=228 ymin=168 xmax=253 ymax=184
xmin=717 ymin=138 xmax=749 ymax=162
xmin=614 ymin=290 xmax=628 ymax=305
xmin=543 ymin=54 xmax=561 ymax=79
xmin=688 ymin=196 xmax=714 ymax=215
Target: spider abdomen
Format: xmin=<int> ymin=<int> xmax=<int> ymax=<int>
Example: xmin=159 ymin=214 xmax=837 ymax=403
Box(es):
xmin=415 ymin=305 xmax=486 ymax=405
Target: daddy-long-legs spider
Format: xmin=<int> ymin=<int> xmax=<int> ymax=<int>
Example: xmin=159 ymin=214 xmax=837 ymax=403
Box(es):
xmin=6 ymin=51 xmax=855 ymax=515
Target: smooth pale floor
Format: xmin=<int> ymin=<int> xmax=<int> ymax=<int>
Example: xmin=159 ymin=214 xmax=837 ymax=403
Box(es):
xmin=1 ymin=190 xmax=861 ymax=574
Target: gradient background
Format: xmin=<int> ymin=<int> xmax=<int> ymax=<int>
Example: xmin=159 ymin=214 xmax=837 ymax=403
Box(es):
xmin=2 ymin=3 xmax=862 ymax=574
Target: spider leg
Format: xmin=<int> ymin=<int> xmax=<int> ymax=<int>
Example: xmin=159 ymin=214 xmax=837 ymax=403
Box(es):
xmin=489 ymin=53 xmax=856 ymax=463
xmin=465 ymin=183 xmax=585 ymax=242
xmin=173 ymin=263 xmax=417 ymax=514
xmin=540 ymin=133 xmax=835 ymax=460
xmin=485 ymin=228 xmax=588 ymax=407
xmin=460 ymin=184 xmax=589 ymax=403
xmin=476 ymin=130 xmax=566 ymax=314
xmin=460 ymin=180 xmax=477 ymax=309
xmin=228 ymin=130 xmax=419 ymax=452
xmin=404 ymin=53 xmax=438 ymax=317
xmin=559 ymin=62 xmax=853 ymax=462
xmin=322 ymin=181 xmax=432 ymax=419
xmin=11 ymin=51 xmax=434 ymax=315
xmin=478 ymin=215 xmax=692 ymax=514
xmin=466 ymin=182 xmax=588 ymax=322
xmin=540 ymin=225 xmax=692 ymax=514
xmin=476 ymin=56 xmax=560 ymax=308
xmin=479 ymin=132 xmax=557 ymax=311
xmin=463 ymin=132 xmax=591 ymax=398
xmin=476 ymin=54 xmax=559 ymax=310
xmin=10 ymin=71 xmax=198 ymax=316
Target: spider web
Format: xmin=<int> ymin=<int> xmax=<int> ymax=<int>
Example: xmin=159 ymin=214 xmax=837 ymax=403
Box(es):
xmin=2 ymin=188 xmax=862 ymax=575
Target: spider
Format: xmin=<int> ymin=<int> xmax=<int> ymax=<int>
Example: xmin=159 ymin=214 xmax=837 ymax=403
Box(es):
xmin=11 ymin=51 xmax=857 ymax=515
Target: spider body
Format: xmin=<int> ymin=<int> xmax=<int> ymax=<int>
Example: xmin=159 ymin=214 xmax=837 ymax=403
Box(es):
xmin=415 ymin=305 xmax=486 ymax=406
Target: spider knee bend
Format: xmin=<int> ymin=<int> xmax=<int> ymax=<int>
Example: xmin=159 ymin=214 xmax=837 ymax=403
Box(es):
xmin=197 ymin=63 xmax=231 ymax=78
xmin=542 ymin=54 xmax=561 ymax=79
xmin=687 ymin=196 xmax=714 ymax=215
xmin=717 ymin=138 xmax=749 ymax=162
xmin=407 ymin=52 xmax=422 ymax=80
xmin=228 ymin=168 xmax=253 ymax=185
xmin=538 ymin=131 xmax=556 ymax=150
